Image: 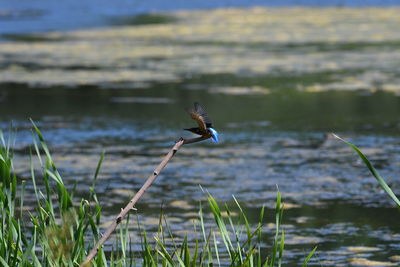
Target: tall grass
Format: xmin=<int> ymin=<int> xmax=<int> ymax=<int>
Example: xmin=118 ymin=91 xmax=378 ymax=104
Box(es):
xmin=0 ymin=124 xmax=316 ymax=266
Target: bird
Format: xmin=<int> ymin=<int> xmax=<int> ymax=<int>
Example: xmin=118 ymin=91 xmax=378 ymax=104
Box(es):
xmin=184 ymin=102 xmax=219 ymax=143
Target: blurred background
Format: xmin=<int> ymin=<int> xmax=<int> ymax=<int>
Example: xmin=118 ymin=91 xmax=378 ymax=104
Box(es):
xmin=1 ymin=0 xmax=400 ymax=265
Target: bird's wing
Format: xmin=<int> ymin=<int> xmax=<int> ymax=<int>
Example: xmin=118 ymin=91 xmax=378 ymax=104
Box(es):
xmin=189 ymin=110 xmax=207 ymax=133
xmin=194 ymin=102 xmax=213 ymax=127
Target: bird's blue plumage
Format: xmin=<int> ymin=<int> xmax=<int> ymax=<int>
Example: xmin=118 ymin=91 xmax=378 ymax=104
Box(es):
xmin=208 ymin=127 xmax=219 ymax=143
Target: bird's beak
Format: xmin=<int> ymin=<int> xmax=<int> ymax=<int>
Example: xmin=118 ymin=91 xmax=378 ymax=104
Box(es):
xmin=208 ymin=128 xmax=219 ymax=143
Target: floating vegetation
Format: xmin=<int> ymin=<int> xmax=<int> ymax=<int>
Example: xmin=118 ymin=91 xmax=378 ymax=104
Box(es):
xmin=109 ymin=13 xmax=178 ymax=26
xmin=0 ymin=7 xmax=400 ymax=93
xmin=1 ymin=33 xmax=66 ymax=42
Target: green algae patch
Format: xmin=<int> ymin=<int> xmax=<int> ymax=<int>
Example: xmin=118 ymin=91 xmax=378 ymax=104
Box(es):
xmin=109 ymin=13 xmax=178 ymax=26
xmin=1 ymin=32 xmax=67 ymax=42
xmin=1 ymin=7 xmax=400 ymax=93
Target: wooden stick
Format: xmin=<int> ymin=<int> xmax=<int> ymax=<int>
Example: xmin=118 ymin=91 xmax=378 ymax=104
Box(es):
xmin=81 ymin=135 xmax=211 ymax=266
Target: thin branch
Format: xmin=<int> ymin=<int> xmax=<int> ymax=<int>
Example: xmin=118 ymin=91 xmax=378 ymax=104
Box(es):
xmin=81 ymin=135 xmax=211 ymax=266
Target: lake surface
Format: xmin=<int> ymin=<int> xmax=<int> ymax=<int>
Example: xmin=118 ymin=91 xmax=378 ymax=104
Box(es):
xmin=1 ymin=0 xmax=399 ymax=34
xmin=1 ymin=6 xmax=400 ymax=266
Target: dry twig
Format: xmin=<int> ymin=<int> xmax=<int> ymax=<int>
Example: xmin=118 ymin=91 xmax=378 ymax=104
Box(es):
xmin=81 ymin=134 xmax=211 ymax=266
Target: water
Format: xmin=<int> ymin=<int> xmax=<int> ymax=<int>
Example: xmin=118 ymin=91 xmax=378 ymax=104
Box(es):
xmin=1 ymin=6 xmax=400 ymax=266
xmin=0 ymin=0 xmax=399 ymax=34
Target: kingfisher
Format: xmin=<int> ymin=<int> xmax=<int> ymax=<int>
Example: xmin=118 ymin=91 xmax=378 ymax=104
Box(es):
xmin=184 ymin=102 xmax=219 ymax=143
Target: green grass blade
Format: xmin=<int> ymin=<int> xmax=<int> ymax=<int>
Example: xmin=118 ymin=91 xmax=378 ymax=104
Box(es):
xmin=334 ymin=134 xmax=400 ymax=207
xmin=278 ymin=229 xmax=284 ymax=267
xmin=94 ymin=151 xmax=104 ymax=181
xmin=301 ymin=246 xmax=317 ymax=267
xmin=184 ymin=236 xmax=191 ymax=267
xmin=242 ymin=246 xmax=256 ymax=266
xmin=213 ymin=232 xmax=221 ymax=267
xmin=257 ymin=206 xmax=265 ymax=242
xmin=30 ymin=119 xmax=53 ymax=165
xmin=233 ymin=196 xmax=251 ymax=239
xmin=0 ymin=130 xmax=5 ymax=147
xmin=191 ymin=236 xmax=199 ymax=267
xmin=207 ymin=193 xmax=234 ymax=257
xmin=31 ymin=134 xmax=43 ymax=167
xmin=270 ymin=191 xmax=283 ymax=267
xmin=162 ymin=215 xmax=179 ymax=252
xmin=198 ymin=203 xmax=213 ymax=266
xmin=0 ymin=256 xmax=10 ymax=267
xmin=156 ymin=236 xmax=186 ymax=267
xmin=45 ymin=170 xmax=63 ymax=185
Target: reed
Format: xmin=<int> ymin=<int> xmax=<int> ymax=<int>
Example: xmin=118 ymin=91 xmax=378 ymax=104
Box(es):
xmin=0 ymin=124 xmax=316 ymax=266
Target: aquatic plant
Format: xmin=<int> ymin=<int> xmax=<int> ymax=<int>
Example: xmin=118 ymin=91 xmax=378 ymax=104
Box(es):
xmin=0 ymin=124 xmax=316 ymax=266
